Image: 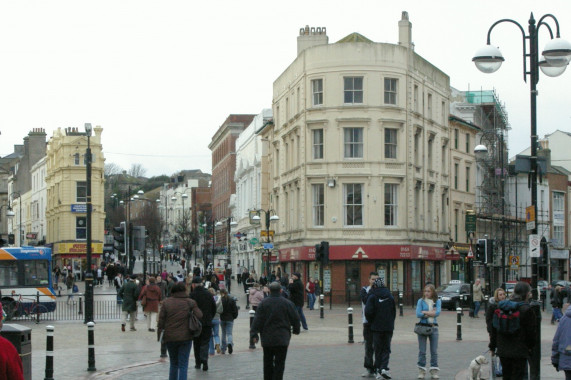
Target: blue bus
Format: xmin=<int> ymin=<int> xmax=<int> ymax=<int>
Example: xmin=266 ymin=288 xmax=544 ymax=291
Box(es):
xmin=0 ymin=246 xmax=56 ymax=320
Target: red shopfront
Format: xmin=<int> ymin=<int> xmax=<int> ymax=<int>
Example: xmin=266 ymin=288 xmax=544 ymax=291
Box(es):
xmin=278 ymin=244 xmax=447 ymax=305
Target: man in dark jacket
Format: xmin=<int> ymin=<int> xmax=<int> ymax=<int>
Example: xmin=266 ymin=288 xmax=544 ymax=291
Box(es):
xmin=251 ymin=282 xmax=300 ymax=380
xmin=190 ymin=277 xmax=217 ymax=371
xmin=365 ymin=278 xmax=396 ymax=379
xmin=288 ymin=272 xmax=308 ymax=330
xmin=118 ymin=275 xmax=140 ymax=332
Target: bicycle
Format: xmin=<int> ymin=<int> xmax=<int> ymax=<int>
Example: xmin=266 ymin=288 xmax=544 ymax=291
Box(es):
xmin=1 ymin=294 xmax=49 ymax=323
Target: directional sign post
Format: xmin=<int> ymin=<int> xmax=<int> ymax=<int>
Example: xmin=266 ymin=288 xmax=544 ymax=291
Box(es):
xmin=263 ymin=243 xmax=274 ymax=250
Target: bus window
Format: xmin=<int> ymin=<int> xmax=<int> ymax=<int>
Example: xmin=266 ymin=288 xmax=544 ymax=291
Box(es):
xmin=0 ymin=261 xmax=18 ymax=286
xmin=23 ymin=261 xmax=49 ymax=286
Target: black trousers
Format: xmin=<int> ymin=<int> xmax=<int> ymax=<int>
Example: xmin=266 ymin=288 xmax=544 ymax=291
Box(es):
xmin=263 ymin=346 xmax=288 ymax=380
xmin=373 ymin=331 xmax=393 ymax=372
xmin=363 ymin=323 xmax=374 ymax=370
xmin=499 ymin=357 xmax=527 ymax=380
xmin=193 ymin=325 xmax=212 ymax=365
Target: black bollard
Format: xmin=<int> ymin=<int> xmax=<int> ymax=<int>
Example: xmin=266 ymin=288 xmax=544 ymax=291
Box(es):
xmin=347 ymin=307 xmax=354 ymax=344
xmin=398 ymin=291 xmax=404 ymax=317
xmin=36 ymin=291 xmax=41 ymax=324
xmin=87 ymin=322 xmax=96 ymax=371
xmin=249 ymin=309 xmax=256 ymax=349
xmin=320 ymin=294 xmax=324 ymax=319
xmin=78 ymin=296 xmax=83 ymax=315
xmin=44 ymin=325 xmax=54 ymax=380
xmin=529 ymin=300 xmax=541 ymax=380
xmin=456 ymin=307 xmax=462 ymax=341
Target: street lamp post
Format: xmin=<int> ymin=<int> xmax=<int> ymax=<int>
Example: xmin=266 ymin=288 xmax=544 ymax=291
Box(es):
xmin=84 ymin=123 xmax=94 ymax=324
xmin=251 ymin=209 xmax=279 ymax=276
xmin=473 ymin=13 xmax=571 ymax=379
xmin=215 ymin=217 xmax=238 ymax=270
xmin=156 ymin=194 xmax=170 ymax=272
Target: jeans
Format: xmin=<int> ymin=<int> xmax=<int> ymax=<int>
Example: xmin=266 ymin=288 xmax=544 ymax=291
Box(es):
xmin=553 ymin=307 xmax=563 ymax=321
xmin=193 ymin=325 xmax=212 ymax=365
xmin=308 ymin=293 xmax=316 ymax=310
xmin=373 ymin=331 xmax=393 ymax=371
xmin=474 ymin=301 xmax=481 ymax=317
xmin=363 ymin=323 xmax=374 ymax=370
xmin=263 ymin=346 xmax=288 ymax=380
xmin=220 ymin=320 xmax=234 ymax=353
xmin=166 ymin=340 xmax=192 ymax=380
xmin=417 ymin=327 xmax=438 ymax=368
xmin=208 ymin=319 xmax=220 ymax=354
xmin=295 ymin=306 xmax=308 ymax=330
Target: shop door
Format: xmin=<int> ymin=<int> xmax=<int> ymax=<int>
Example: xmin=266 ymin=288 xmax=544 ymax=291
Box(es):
xmin=345 ymin=261 xmax=360 ymax=304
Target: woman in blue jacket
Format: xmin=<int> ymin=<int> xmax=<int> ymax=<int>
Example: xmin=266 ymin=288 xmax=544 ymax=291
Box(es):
xmin=552 ymin=304 xmax=571 ymax=379
xmin=416 ymin=284 xmax=441 ymax=379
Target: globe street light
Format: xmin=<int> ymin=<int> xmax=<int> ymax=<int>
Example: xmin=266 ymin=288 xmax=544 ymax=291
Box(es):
xmin=251 ymin=209 xmax=279 ymax=276
xmin=473 ymin=13 xmax=571 ymax=379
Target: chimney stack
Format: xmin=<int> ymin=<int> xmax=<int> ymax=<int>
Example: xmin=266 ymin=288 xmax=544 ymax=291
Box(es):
xmin=297 ymin=25 xmax=328 ymax=55
xmin=398 ymin=11 xmax=412 ymax=48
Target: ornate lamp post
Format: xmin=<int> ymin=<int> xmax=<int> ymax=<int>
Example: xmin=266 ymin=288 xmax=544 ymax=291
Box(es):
xmin=251 ymin=209 xmax=279 ymax=276
xmin=84 ymin=123 xmax=94 ymax=323
xmin=215 ymin=217 xmax=238 ymax=269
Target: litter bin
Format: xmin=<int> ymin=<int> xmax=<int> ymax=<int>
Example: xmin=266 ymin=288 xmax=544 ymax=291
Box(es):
xmin=1 ymin=323 xmax=32 ymax=380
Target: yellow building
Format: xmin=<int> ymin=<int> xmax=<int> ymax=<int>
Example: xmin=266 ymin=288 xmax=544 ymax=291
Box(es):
xmin=46 ymin=126 xmax=105 ymax=276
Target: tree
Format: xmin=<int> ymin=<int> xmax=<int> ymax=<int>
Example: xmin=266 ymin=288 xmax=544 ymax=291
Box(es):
xmin=132 ymin=201 xmax=164 ymax=273
xmin=104 ymin=162 xmax=123 ymax=178
xmin=129 ymin=163 xmax=147 ymax=178
xmin=174 ymin=209 xmax=195 ymax=263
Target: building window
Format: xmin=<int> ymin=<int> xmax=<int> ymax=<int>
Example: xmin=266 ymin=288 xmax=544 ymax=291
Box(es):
xmin=76 ymin=217 xmax=87 ymax=240
xmin=441 ymin=101 xmax=446 ymax=124
xmin=454 ymin=129 xmax=459 ymax=149
xmin=414 ymin=130 xmax=421 ymax=165
xmin=312 ymin=184 xmax=324 ymax=226
xmin=344 ymin=183 xmax=363 ymax=226
xmin=465 ymin=133 xmax=470 ymax=153
xmin=344 ymin=128 xmax=363 ymax=158
xmin=454 ymin=163 xmax=459 ymax=189
xmin=313 ymin=129 xmax=324 ymax=159
xmin=344 ymin=77 xmax=363 ymax=104
xmin=414 ymin=84 xmax=419 ymax=112
xmin=312 ymin=79 xmax=323 ymax=106
xmin=384 ymin=78 xmax=397 ymax=105
xmin=553 ymin=192 xmax=565 ymax=247
xmin=384 ymin=128 xmax=397 ymax=159
xmin=76 ymin=181 xmax=87 ymax=203
xmin=454 ymin=209 xmax=458 ymax=242
xmin=466 ymin=166 xmax=470 ymax=192
xmin=427 ymin=93 xmax=433 ymax=119
xmin=441 ymin=142 xmax=447 ymax=173
xmin=427 ymin=136 xmax=434 ymax=170
xmin=74 ymin=153 xmax=80 ymax=165
xmin=384 ymin=184 xmax=398 ymax=226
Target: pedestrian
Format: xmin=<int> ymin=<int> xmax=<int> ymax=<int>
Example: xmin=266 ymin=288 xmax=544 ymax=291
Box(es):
xmin=485 ymin=287 xmax=506 ymax=378
xmin=114 ymin=273 xmax=123 ymax=304
xmin=65 ymin=273 xmax=75 ymax=304
xmin=189 ymin=277 xmax=216 ymax=371
xmin=259 ymin=272 xmax=268 ymax=286
xmin=365 ymin=278 xmax=396 ymax=379
xmin=250 ymin=282 xmax=301 ymax=380
xmin=119 ymin=275 xmax=140 ymax=332
xmin=156 ymin=275 xmax=167 ymax=301
xmin=360 ymin=271 xmax=379 ymax=378
xmin=208 ymin=288 xmax=223 ymax=356
xmin=139 ymin=276 xmax=162 ymax=332
xmin=106 ymin=264 xmax=116 ymax=287
xmin=249 ymin=283 xmax=264 ymax=311
xmin=224 ymin=267 xmax=232 ymax=293
xmin=416 ymin=284 xmax=441 ymax=379
xmin=96 ymin=267 xmax=103 ymax=287
xmin=288 ymin=272 xmax=308 ymax=331
xmin=314 ymin=278 xmax=321 ymax=299
xmin=219 ymin=288 xmax=238 ymax=354
xmin=552 ymin=304 xmax=571 ymax=379
xmin=53 ymin=265 xmax=61 ymax=289
xmin=472 ymin=278 xmax=484 ymax=318
xmin=241 ymin=268 xmax=250 ymax=292
xmin=551 ymin=285 xmax=564 ymax=324
xmin=157 ymin=281 xmax=203 ymax=380
xmin=269 ymin=270 xmax=277 ymax=283
xmin=244 ymin=273 xmax=255 ymax=309
xmin=305 ymin=276 xmax=316 ymax=310
xmin=0 ymin=302 xmax=24 ymax=380
xmin=489 ymin=281 xmax=536 ymax=379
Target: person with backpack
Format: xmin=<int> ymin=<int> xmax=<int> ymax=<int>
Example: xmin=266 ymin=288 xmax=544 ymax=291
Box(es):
xmin=219 ymin=288 xmax=238 ymax=354
xmin=489 ymin=281 xmax=536 ymax=380
xmin=486 ymin=287 xmax=506 ymax=377
xmin=552 ymin=304 xmax=571 ymax=379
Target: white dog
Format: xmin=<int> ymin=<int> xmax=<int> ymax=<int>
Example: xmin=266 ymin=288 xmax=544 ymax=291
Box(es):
xmin=468 ymin=355 xmax=489 ymax=380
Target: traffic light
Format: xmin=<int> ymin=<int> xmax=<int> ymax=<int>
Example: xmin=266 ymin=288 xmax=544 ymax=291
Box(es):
xmin=476 ymin=239 xmax=487 ymax=262
xmin=485 ymin=239 xmax=494 ymax=264
xmin=315 ymin=243 xmax=323 ymax=261
xmin=113 ymin=222 xmax=126 ymax=255
xmin=321 ymin=241 xmax=330 ymax=265
xmin=540 ymin=237 xmax=548 ymax=265
xmin=8 ymin=234 xmax=14 ymax=245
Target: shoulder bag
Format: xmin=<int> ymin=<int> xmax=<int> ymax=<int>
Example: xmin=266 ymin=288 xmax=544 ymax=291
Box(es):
xmin=188 ymin=300 xmax=202 ymax=338
xmin=414 ymin=322 xmax=433 ymax=336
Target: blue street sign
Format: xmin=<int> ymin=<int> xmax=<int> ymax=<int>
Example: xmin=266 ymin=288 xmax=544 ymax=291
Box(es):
xmin=263 ymin=243 xmax=274 ymax=249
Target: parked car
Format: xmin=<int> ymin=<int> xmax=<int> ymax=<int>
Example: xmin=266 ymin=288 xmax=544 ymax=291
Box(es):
xmin=437 ymin=281 xmax=472 ymax=310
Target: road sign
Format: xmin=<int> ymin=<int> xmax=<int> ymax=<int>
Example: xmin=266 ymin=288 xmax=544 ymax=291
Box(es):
xmin=250 ymin=237 xmax=259 ymax=245
xmin=323 ymin=269 xmax=331 ymax=293
xmin=509 ymin=255 xmax=520 ymax=270
xmin=526 ymin=205 xmax=536 ymax=231
xmin=465 ymin=213 xmax=476 ymax=234
xmin=467 ymin=246 xmax=474 ymax=258
xmin=260 ymin=230 xmax=275 ymax=238
xmin=529 ymin=234 xmax=540 ymax=257
xmin=263 ymin=243 xmax=274 ymax=249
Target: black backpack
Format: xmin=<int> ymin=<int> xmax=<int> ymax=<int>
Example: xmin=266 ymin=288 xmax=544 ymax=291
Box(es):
xmin=493 ymin=301 xmax=523 ymax=334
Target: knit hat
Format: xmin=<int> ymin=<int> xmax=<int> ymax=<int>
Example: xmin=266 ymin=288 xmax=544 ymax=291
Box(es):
xmin=293 ymin=272 xmax=301 ymax=279
xmin=373 ymin=278 xmax=385 ymax=288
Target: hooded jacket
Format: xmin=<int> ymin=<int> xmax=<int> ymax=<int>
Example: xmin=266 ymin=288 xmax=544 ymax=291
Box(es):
xmin=491 ymin=299 xmax=536 ymax=358
xmin=250 ymin=292 xmax=300 ymax=347
xmin=552 ymin=305 xmax=571 ymax=371
xmin=364 ymin=286 xmax=396 ymax=332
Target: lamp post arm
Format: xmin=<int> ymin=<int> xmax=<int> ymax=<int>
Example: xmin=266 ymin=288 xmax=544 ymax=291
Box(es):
xmin=537 ymin=14 xmax=560 ymax=38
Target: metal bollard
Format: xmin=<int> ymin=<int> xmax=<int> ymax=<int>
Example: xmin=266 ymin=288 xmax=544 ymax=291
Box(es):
xmin=78 ymin=296 xmax=83 ymax=315
xmin=456 ymin=307 xmax=462 ymax=341
xmin=44 ymin=325 xmax=54 ymax=380
xmin=36 ymin=291 xmax=41 ymax=324
xmin=246 ymin=291 xmax=250 ymax=309
xmin=320 ymin=294 xmax=324 ymax=319
xmin=347 ymin=307 xmax=354 ymax=344
xmin=87 ymin=322 xmax=96 ymax=371
xmin=249 ymin=309 xmax=256 ymax=349
xmin=398 ymin=291 xmax=404 ymax=317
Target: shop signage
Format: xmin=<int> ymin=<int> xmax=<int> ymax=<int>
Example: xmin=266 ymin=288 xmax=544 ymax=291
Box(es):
xmin=551 ymin=249 xmax=569 ymax=259
xmin=71 ymin=204 xmax=90 ymax=213
xmin=56 ymin=242 xmax=103 ymax=254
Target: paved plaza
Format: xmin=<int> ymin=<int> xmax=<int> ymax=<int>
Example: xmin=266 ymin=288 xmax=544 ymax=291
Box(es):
xmin=8 ymin=272 xmax=563 ymax=379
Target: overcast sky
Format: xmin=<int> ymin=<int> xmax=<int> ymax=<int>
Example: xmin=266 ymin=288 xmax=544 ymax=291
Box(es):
xmin=1 ymin=0 xmax=570 ymax=177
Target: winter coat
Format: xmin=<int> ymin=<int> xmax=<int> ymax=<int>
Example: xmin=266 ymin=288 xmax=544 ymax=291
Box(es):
xmin=220 ymin=295 xmax=239 ymax=321
xmin=157 ymin=293 xmax=203 ymax=343
xmin=212 ymin=295 xmax=223 ymax=320
xmin=288 ymin=279 xmax=304 ymax=307
xmin=250 ymin=293 xmax=300 ymax=347
xmin=552 ymin=305 xmax=571 ymax=371
xmin=119 ymin=280 xmax=140 ymax=312
xmin=485 ymin=297 xmax=499 ymax=335
xmin=189 ymin=285 xmax=216 ymax=327
xmin=249 ymin=288 xmax=264 ymax=307
xmin=415 ymin=298 xmax=442 ymax=324
xmin=491 ymin=299 xmax=536 ymax=358
xmin=364 ymin=286 xmax=396 ymax=332
xmin=140 ymin=284 xmax=162 ymax=313
xmin=473 ymin=283 xmax=484 ymax=302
